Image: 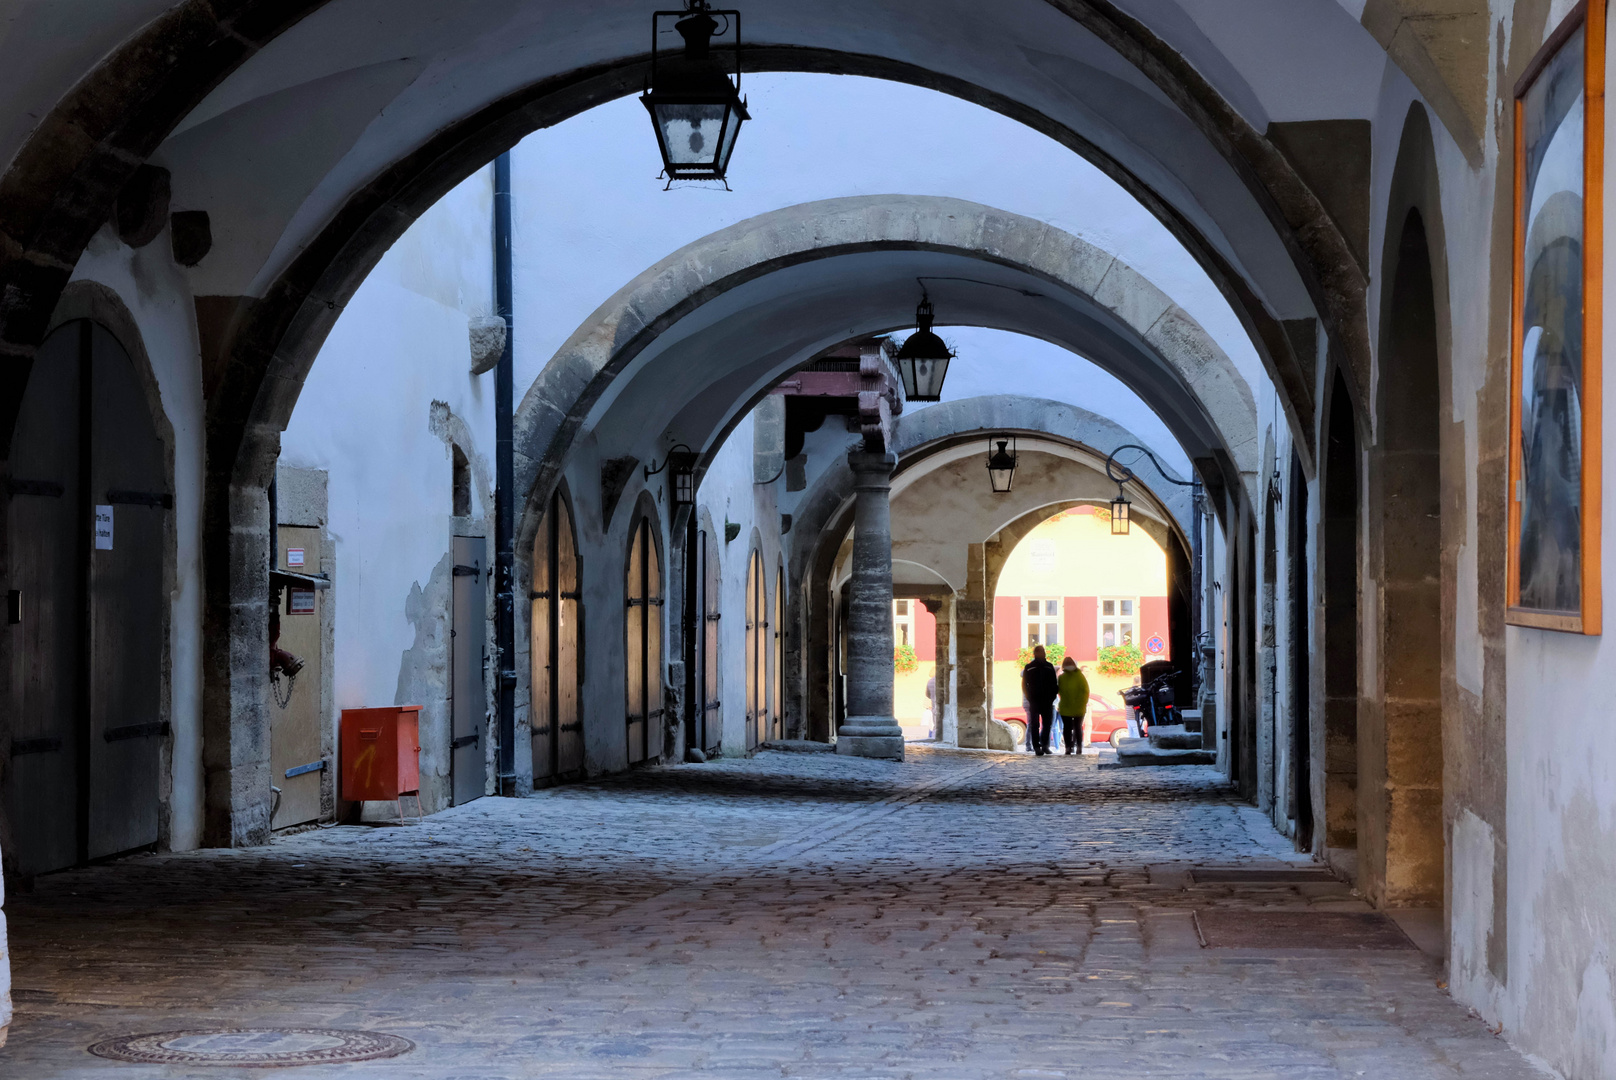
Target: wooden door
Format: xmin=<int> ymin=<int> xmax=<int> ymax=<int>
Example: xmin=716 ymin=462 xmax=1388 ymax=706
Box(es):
xmin=87 ymin=322 xmax=166 ymax=858
xmin=7 ymin=320 xmax=169 ymax=872
xmin=701 ymin=532 xmax=721 ymax=754
xmin=530 ymin=509 xmax=554 ymax=782
xmin=556 ymin=498 xmax=583 ymax=774
xmin=745 ymin=552 xmax=759 ymax=749
xmin=626 ymin=522 xmax=647 ymax=764
xmin=625 ymin=516 xmax=662 ymax=765
xmin=271 ymin=525 xmax=325 ymax=827
xmin=646 ymin=533 xmax=663 ymax=761
xmin=773 ymin=567 xmax=784 ymax=740
xmin=451 ymin=535 xmax=486 ymax=805
xmin=532 ymin=494 xmax=583 ymax=783
xmin=6 ymin=322 xmax=83 ymax=875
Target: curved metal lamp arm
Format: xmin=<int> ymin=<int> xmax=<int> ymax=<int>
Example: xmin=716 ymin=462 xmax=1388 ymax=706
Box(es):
xmin=645 ymin=443 xmax=694 ymax=479
xmin=1102 ymin=443 xmax=1196 ymax=490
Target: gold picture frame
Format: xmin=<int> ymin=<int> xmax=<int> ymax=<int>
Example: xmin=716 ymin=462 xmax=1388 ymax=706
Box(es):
xmin=1508 ymin=0 xmax=1605 ymax=633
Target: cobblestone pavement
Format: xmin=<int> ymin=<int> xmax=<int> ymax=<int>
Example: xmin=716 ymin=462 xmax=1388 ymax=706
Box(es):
xmin=2 ymin=747 xmax=1537 ymax=1078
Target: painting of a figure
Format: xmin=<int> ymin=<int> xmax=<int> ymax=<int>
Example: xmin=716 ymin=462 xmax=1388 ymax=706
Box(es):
xmin=1516 ymin=24 xmax=1585 ymax=615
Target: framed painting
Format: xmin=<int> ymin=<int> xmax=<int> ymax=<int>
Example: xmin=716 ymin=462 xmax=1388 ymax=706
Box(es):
xmin=1509 ymin=0 xmax=1606 ymax=633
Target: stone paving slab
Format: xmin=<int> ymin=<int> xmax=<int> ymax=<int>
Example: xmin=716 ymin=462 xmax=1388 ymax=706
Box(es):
xmin=0 ymin=747 xmax=1538 ymax=1078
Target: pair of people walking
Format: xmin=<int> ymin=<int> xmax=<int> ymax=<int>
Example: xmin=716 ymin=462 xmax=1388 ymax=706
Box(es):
xmin=1020 ymin=644 xmax=1089 ymax=755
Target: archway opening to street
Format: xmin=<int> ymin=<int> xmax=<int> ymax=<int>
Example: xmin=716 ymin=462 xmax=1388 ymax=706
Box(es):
xmin=985 ymin=506 xmax=1171 ymax=752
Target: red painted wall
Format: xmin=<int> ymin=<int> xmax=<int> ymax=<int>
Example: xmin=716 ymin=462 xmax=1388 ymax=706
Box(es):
xmin=1067 ymin=596 xmax=1098 ymax=660
xmin=993 ymin=596 xmax=1022 ymax=660
xmin=915 ymin=603 xmax=936 ymax=661
xmin=1140 ymin=596 xmax=1170 ymax=660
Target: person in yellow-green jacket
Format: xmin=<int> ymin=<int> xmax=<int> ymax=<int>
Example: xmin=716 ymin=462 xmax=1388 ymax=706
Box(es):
xmin=1055 ymin=656 xmax=1090 ymax=756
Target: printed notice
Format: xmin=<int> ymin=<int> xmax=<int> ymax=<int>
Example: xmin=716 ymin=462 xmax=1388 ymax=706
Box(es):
xmin=94 ymin=505 xmax=114 ymax=550
xmin=286 ymin=547 xmax=305 ymax=568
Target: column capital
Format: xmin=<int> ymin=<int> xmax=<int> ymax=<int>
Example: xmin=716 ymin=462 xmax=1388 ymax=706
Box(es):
xmin=847 ymin=449 xmax=897 ymax=479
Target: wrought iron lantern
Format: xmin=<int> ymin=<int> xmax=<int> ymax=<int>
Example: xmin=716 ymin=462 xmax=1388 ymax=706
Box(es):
xmin=1101 ymin=443 xmax=1197 ymax=538
xmin=672 ymin=457 xmax=695 ymax=506
xmin=893 ymin=293 xmax=953 ymax=401
xmin=986 ymin=437 xmax=1017 ymax=494
xmin=641 ymin=1 xmax=749 ymax=185
xmin=1109 ymin=493 xmax=1132 ymax=535
xmin=646 ymin=444 xmax=696 ymax=506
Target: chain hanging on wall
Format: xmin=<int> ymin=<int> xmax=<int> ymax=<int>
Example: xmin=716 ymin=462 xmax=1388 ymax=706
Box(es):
xmin=271 ymin=668 xmax=297 ymax=709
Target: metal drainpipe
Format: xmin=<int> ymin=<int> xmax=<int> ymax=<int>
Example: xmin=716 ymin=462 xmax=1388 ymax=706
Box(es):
xmin=1189 ymin=479 xmax=1203 ymax=702
xmin=684 ymin=510 xmax=698 ymax=756
xmin=494 ymin=152 xmax=517 ymax=793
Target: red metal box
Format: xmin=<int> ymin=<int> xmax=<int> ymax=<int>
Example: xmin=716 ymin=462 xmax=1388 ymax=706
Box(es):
xmin=339 ymin=706 xmax=421 ymax=801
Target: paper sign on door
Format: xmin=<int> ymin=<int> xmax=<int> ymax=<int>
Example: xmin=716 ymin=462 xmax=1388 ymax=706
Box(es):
xmin=94 ymin=505 xmax=114 ymax=550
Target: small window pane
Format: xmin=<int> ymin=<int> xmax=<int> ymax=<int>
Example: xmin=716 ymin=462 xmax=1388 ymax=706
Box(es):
xmin=1102 ymin=623 xmax=1115 ymax=647
xmin=1027 ymin=600 xmax=1039 ymax=616
xmin=1122 ymin=622 xmax=1134 ymax=644
xmin=1103 ymin=600 xmax=1115 ymax=616
xmin=895 ymin=599 xmax=908 ymax=615
xmin=1046 ymin=622 xmax=1059 ymax=644
xmin=1044 ymin=600 xmax=1057 ymax=616
xmin=1121 ymin=599 xmax=1133 ymax=616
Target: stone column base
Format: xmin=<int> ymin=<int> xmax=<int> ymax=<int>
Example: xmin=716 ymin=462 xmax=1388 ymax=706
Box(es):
xmin=836 ymin=716 xmax=905 ymax=760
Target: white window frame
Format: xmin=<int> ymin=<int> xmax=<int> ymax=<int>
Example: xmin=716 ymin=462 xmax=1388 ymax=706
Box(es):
xmin=892 ymin=598 xmax=915 ymax=649
xmin=1098 ymin=596 xmax=1138 ymax=650
xmin=1022 ymin=597 xmax=1060 ymax=648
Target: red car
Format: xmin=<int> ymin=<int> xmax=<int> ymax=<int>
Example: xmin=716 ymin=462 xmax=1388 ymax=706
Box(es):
xmin=995 ymin=693 xmax=1129 ymax=747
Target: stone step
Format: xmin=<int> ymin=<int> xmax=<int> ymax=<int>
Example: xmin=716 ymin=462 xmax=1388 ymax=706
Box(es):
xmin=1177 ymin=708 xmax=1203 ymax=733
xmin=1113 ymin=736 xmax=1216 ymax=767
xmin=1148 ymin=724 xmax=1202 ymax=750
xmin=760 ymin=739 xmax=836 ymax=754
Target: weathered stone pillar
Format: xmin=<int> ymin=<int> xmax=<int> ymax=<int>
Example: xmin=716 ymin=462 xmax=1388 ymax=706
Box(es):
xmin=954 ymin=542 xmax=989 ymax=748
xmin=837 ymin=451 xmax=904 ymax=760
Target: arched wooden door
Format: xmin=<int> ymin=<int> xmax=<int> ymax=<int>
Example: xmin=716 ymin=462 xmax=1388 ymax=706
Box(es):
xmin=7 ymin=319 xmax=167 ymax=875
xmin=531 ymin=490 xmax=583 ymax=785
xmin=773 ymin=566 xmax=784 ymax=740
xmin=745 ymin=550 xmax=768 ymax=749
xmin=626 ymin=515 xmax=663 ymax=765
xmin=700 ymin=531 xmax=721 ymax=755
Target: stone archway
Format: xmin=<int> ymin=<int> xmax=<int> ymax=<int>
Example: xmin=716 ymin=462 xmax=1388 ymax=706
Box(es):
xmin=789 ymin=393 xmax=1192 ymax=746
xmin=0 ymin=0 xmax=1395 ymax=471
xmin=513 ymin=197 xmax=1255 ymax=522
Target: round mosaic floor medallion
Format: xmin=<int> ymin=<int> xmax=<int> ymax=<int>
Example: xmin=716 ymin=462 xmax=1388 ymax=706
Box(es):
xmin=88 ymin=1027 xmax=414 ymax=1067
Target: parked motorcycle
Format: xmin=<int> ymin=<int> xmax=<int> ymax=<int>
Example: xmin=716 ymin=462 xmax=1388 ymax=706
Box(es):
xmin=1120 ymin=663 xmax=1177 ymax=739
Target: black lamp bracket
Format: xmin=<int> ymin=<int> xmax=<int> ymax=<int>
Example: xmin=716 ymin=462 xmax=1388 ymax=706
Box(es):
xmin=645 ymin=443 xmax=694 ymax=480
xmin=650 ymin=3 xmax=742 ymax=88
xmin=1103 ymin=443 xmax=1196 ymax=497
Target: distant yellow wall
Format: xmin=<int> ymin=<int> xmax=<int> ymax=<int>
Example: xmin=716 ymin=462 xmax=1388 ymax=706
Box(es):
xmin=994 ymin=507 xmax=1165 ymax=597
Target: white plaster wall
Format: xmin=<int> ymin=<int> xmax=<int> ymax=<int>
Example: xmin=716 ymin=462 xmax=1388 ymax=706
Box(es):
xmin=695 ymin=419 xmax=784 ymax=755
xmin=1493 ymin=26 xmax=1616 ymax=1069
xmin=69 ymin=224 xmax=208 ymax=852
xmin=281 ymin=166 xmax=496 ymax=778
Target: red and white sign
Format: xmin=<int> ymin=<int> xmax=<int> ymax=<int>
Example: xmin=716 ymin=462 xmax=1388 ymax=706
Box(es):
xmin=286 ymin=547 xmax=305 ymax=568
xmin=288 ymin=587 xmax=316 ymax=615
xmin=1145 ymin=634 xmax=1166 ymax=655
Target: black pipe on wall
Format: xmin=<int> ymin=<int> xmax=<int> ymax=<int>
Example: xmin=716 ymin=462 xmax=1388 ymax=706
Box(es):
xmin=494 ymin=152 xmax=516 ymax=792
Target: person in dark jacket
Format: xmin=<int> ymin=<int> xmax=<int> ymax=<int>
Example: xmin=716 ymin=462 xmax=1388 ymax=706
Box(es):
xmin=1021 ymin=645 xmax=1059 ymax=756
